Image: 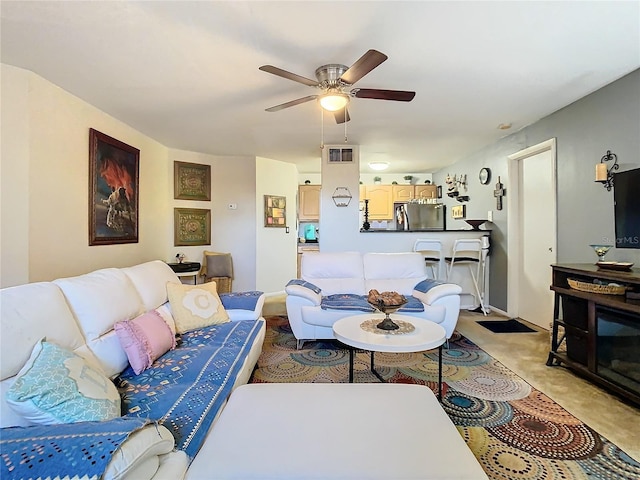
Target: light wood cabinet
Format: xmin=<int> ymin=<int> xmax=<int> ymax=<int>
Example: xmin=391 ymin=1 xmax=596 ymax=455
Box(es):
xmin=298 ymin=185 xmax=321 ymax=221
xmin=415 ymin=185 xmax=438 ymax=199
xmin=362 ymin=185 xmax=394 ymax=219
xmin=392 ymin=185 xmax=414 ymax=202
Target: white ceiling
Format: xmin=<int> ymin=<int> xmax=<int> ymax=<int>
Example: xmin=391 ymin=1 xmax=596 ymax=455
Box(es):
xmin=2 ymin=1 xmax=639 ymax=174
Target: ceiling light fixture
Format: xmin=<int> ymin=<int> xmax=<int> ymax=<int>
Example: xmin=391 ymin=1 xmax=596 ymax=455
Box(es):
xmin=498 ymin=123 xmax=512 ymax=130
xmin=368 ymin=161 xmax=389 ymax=171
xmin=319 ymin=92 xmax=350 ymax=112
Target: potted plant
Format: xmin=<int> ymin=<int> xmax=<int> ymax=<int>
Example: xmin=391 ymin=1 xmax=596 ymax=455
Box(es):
xmin=404 ymin=175 xmax=413 ymax=184
xmin=374 ymin=176 xmax=382 ymax=184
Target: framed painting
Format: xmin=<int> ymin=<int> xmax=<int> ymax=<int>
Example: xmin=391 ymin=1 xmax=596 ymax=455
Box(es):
xmin=451 ymin=205 xmax=466 ymax=219
xmin=174 ymin=208 xmax=211 ymax=246
xmin=174 ymin=161 xmax=211 ymax=200
xmin=264 ymin=194 xmax=286 ymax=227
xmin=89 ymin=128 xmax=140 ymax=245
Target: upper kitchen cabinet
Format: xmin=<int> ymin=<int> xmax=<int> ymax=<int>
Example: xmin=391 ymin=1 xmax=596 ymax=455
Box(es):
xmin=298 ymin=184 xmax=321 ymax=221
xmin=362 ymin=185 xmax=394 ymax=220
xmin=392 ymin=185 xmax=414 ymax=202
xmin=415 ymin=185 xmax=438 ymax=199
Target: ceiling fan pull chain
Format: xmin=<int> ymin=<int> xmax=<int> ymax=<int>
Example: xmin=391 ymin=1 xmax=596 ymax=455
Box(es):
xmin=344 ymin=112 xmax=348 ymax=143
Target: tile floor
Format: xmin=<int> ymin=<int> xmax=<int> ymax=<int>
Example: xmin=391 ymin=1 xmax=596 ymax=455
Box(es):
xmin=263 ymin=295 xmax=640 ymax=461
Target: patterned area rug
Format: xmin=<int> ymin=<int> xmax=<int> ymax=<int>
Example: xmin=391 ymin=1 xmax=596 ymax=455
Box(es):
xmin=250 ymin=316 xmax=640 ymax=480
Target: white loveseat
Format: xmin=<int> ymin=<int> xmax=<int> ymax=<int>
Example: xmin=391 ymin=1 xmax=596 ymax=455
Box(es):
xmin=285 ymin=252 xmax=462 ymax=348
xmin=0 ymin=260 xmax=265 ymax=479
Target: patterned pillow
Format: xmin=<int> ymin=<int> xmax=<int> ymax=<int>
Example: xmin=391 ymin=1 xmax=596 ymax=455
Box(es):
xmin=115 ymin=310 xmax=176 ymax=375
xmin=167 ymin=281 xmax=230 ymax=333
xmin=6 ymin=340 xmax=121 ymax=425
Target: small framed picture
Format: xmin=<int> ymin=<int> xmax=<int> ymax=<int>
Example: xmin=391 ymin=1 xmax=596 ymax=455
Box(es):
xmin=264 ymin=194 xmax=286 ymax=227
xmin=174 ymin=208 xmax=211 ymax=246
xmin=451 ymin=205 xmax=466 ymax=219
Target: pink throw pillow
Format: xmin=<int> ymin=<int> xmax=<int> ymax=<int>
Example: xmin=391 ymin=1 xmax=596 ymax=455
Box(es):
xmin=115 ymin=310 xmax=176 ymax=375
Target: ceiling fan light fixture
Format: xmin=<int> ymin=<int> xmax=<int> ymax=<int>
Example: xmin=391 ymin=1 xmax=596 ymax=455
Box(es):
xmin=368 ymin=161 xmax=389 ymax=171
xmin=319 ymin=93 xmax=350 ymax=112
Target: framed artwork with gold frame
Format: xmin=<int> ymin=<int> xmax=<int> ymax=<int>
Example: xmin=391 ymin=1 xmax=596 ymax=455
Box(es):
xmin=174 ymin=161 xmax=211 ymax=201
xmin=264 ymin=194 xmax=286 ymax=227
xmin=174 ymin=208 xmax=211 ymax=246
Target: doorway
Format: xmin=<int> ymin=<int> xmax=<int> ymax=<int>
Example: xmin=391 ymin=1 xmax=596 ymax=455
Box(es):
xmin=507 ymin=139 xmax=557 ymax=329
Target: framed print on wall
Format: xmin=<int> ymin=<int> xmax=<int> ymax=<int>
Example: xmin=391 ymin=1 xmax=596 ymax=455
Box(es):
xmin=174 ymin=208 xmax=211 ymax=246
xmin=174 ymin=161 xmax=211 ymax=200
xmin=264 ymin=195 xmax=286 ymax=227
xmin=89 ymin=128 xmax=140 ymax=245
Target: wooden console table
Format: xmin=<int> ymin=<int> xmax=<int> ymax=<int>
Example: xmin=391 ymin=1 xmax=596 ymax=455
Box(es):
xmin=547 ymin=264 xmax=640 ymax=405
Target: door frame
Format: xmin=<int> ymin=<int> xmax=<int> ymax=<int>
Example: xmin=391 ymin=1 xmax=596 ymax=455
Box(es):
xmin=506 ymin=138 xmax=557 ymax=318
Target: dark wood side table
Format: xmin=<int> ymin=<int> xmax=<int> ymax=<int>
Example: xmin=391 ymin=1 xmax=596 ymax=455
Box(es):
xmin=547 ymin=264 xmax=640 ymax=405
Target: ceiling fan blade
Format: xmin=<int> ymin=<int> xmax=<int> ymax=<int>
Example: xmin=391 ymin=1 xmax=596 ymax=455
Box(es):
xmin=334 ymin=108 xmax=351 ymax=124
xmin=259 ymin=65 xmax=318 ymax=87
xmin=353 ymin=88 xmax=416 ymax=102
xmin=339 ymin=50 xmax=388 ymax=85
xmin=265 ymin=95 xmax=318 ymax=112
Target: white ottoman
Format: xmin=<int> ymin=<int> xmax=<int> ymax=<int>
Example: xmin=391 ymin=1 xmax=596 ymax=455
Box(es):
xmin=186 ymin=383 xmax=487 ymax=479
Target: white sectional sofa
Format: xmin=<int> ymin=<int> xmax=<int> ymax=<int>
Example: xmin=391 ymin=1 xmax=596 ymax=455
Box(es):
xmin=0 ymin=260 xmax=265 ymax=479
xmin=286 ymin=251 xmax=462 ymax=348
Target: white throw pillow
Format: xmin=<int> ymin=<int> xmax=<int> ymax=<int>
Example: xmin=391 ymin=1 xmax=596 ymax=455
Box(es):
xmin=6 ymin=339 xmax=121 ymax=425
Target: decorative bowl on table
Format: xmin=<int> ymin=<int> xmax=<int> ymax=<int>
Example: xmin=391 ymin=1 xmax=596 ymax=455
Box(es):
xmin=465 ymin=219 xmax=487 ymax=230
xmin=589 ymin=244 xmax=613 ymax=262
xmin=367 ymin=298 xmax=408 ymax=331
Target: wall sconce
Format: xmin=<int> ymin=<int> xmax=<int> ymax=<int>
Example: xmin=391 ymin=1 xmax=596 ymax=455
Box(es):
xmin=595 ymin=150 xmax=618 ymax=191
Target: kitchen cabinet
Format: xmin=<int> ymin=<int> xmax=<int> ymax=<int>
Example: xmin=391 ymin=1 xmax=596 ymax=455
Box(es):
xmin=298 ymin=185 xmax=321 ymax=221
xmin=415 ymin=185 xmax=438 ymax=199
xmin=362 ymin=185 xmax=393 ymax=220
xmin=392 ymin=185 xmax=414 ymax=202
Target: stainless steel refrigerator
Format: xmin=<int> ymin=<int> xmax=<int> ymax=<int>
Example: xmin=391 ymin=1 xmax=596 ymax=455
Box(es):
xmin=395 ymin=203 xmax=446 ymax=231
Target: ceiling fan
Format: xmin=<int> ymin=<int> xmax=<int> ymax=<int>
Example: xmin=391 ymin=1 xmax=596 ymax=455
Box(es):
xmin=259 ymin=49 xmax=416 ymax=124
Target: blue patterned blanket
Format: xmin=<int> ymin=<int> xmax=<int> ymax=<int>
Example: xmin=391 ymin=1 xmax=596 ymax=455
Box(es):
xmin=116 ymin=319 xmax=262 ymax=460
xmin=0 ymin=417 xmax=149 ymax=480
xmin=321 ymin=294 xmax=424 ymax=312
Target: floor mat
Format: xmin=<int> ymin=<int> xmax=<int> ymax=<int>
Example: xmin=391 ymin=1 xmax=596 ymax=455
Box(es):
xmin=477 ymin=318 xmax=536 ymax=333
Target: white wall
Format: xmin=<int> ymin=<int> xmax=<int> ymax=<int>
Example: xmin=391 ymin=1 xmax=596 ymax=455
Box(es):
xmin=167 ymin=149 xmax=259 ymax=292
xmin=0 ymin=65 xmax=267 ymax=291
xmin=256 ymin=157 xmax=298 ymax=293
xmin=0 ymin=65 xmax=31 ymax=286
xmin=1 ymin=65 xmax=172 ymax=286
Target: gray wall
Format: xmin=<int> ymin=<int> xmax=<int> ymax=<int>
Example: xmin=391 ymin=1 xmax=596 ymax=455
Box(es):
xmin=434 ymin=69 xmax=640 ymax=311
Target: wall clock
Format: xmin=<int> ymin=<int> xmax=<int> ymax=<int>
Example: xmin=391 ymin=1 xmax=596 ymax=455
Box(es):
xmin=479 ymin=167 xmax=491 ymax=185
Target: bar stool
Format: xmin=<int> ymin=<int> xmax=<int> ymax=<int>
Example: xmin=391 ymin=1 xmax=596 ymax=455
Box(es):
xmin=413 ymin=239 xmax=443 ymax=280
xmin=445 ymin=239 xmax=487 ymax=315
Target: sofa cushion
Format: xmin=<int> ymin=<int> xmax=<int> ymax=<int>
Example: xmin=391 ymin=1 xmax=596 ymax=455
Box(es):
xmin=54 ymin=268 xmax=143 ymax=378
xmin=6 ymin=340 xmax=121 ymax=425
xmin=301 ymin=252 xmax=366 ymax=295
xmin=167 ymin=281 xmax=230 ymax=333
xmin=115 ymin=310 xmax=176 ymax=375
xmin=0 ymin=282 xmax=86 ymax=382
xmin=363 ymin=252 xmax=428 ymax=296
xmin=122 ymin=260 xmax=181 ymax=312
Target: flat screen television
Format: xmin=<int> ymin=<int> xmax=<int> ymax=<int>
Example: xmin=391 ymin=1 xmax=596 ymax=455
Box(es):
xmin=613 ymin=167 xmax=640 ymax=249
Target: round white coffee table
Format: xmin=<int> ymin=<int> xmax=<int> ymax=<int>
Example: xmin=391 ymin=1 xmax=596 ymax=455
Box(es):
xmin=333 ymin=313 xmax=447 ymax=399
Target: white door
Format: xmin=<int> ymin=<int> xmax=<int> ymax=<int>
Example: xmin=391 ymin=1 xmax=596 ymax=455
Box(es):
xmin=508 ymin=139 xmax=557 ymax=329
